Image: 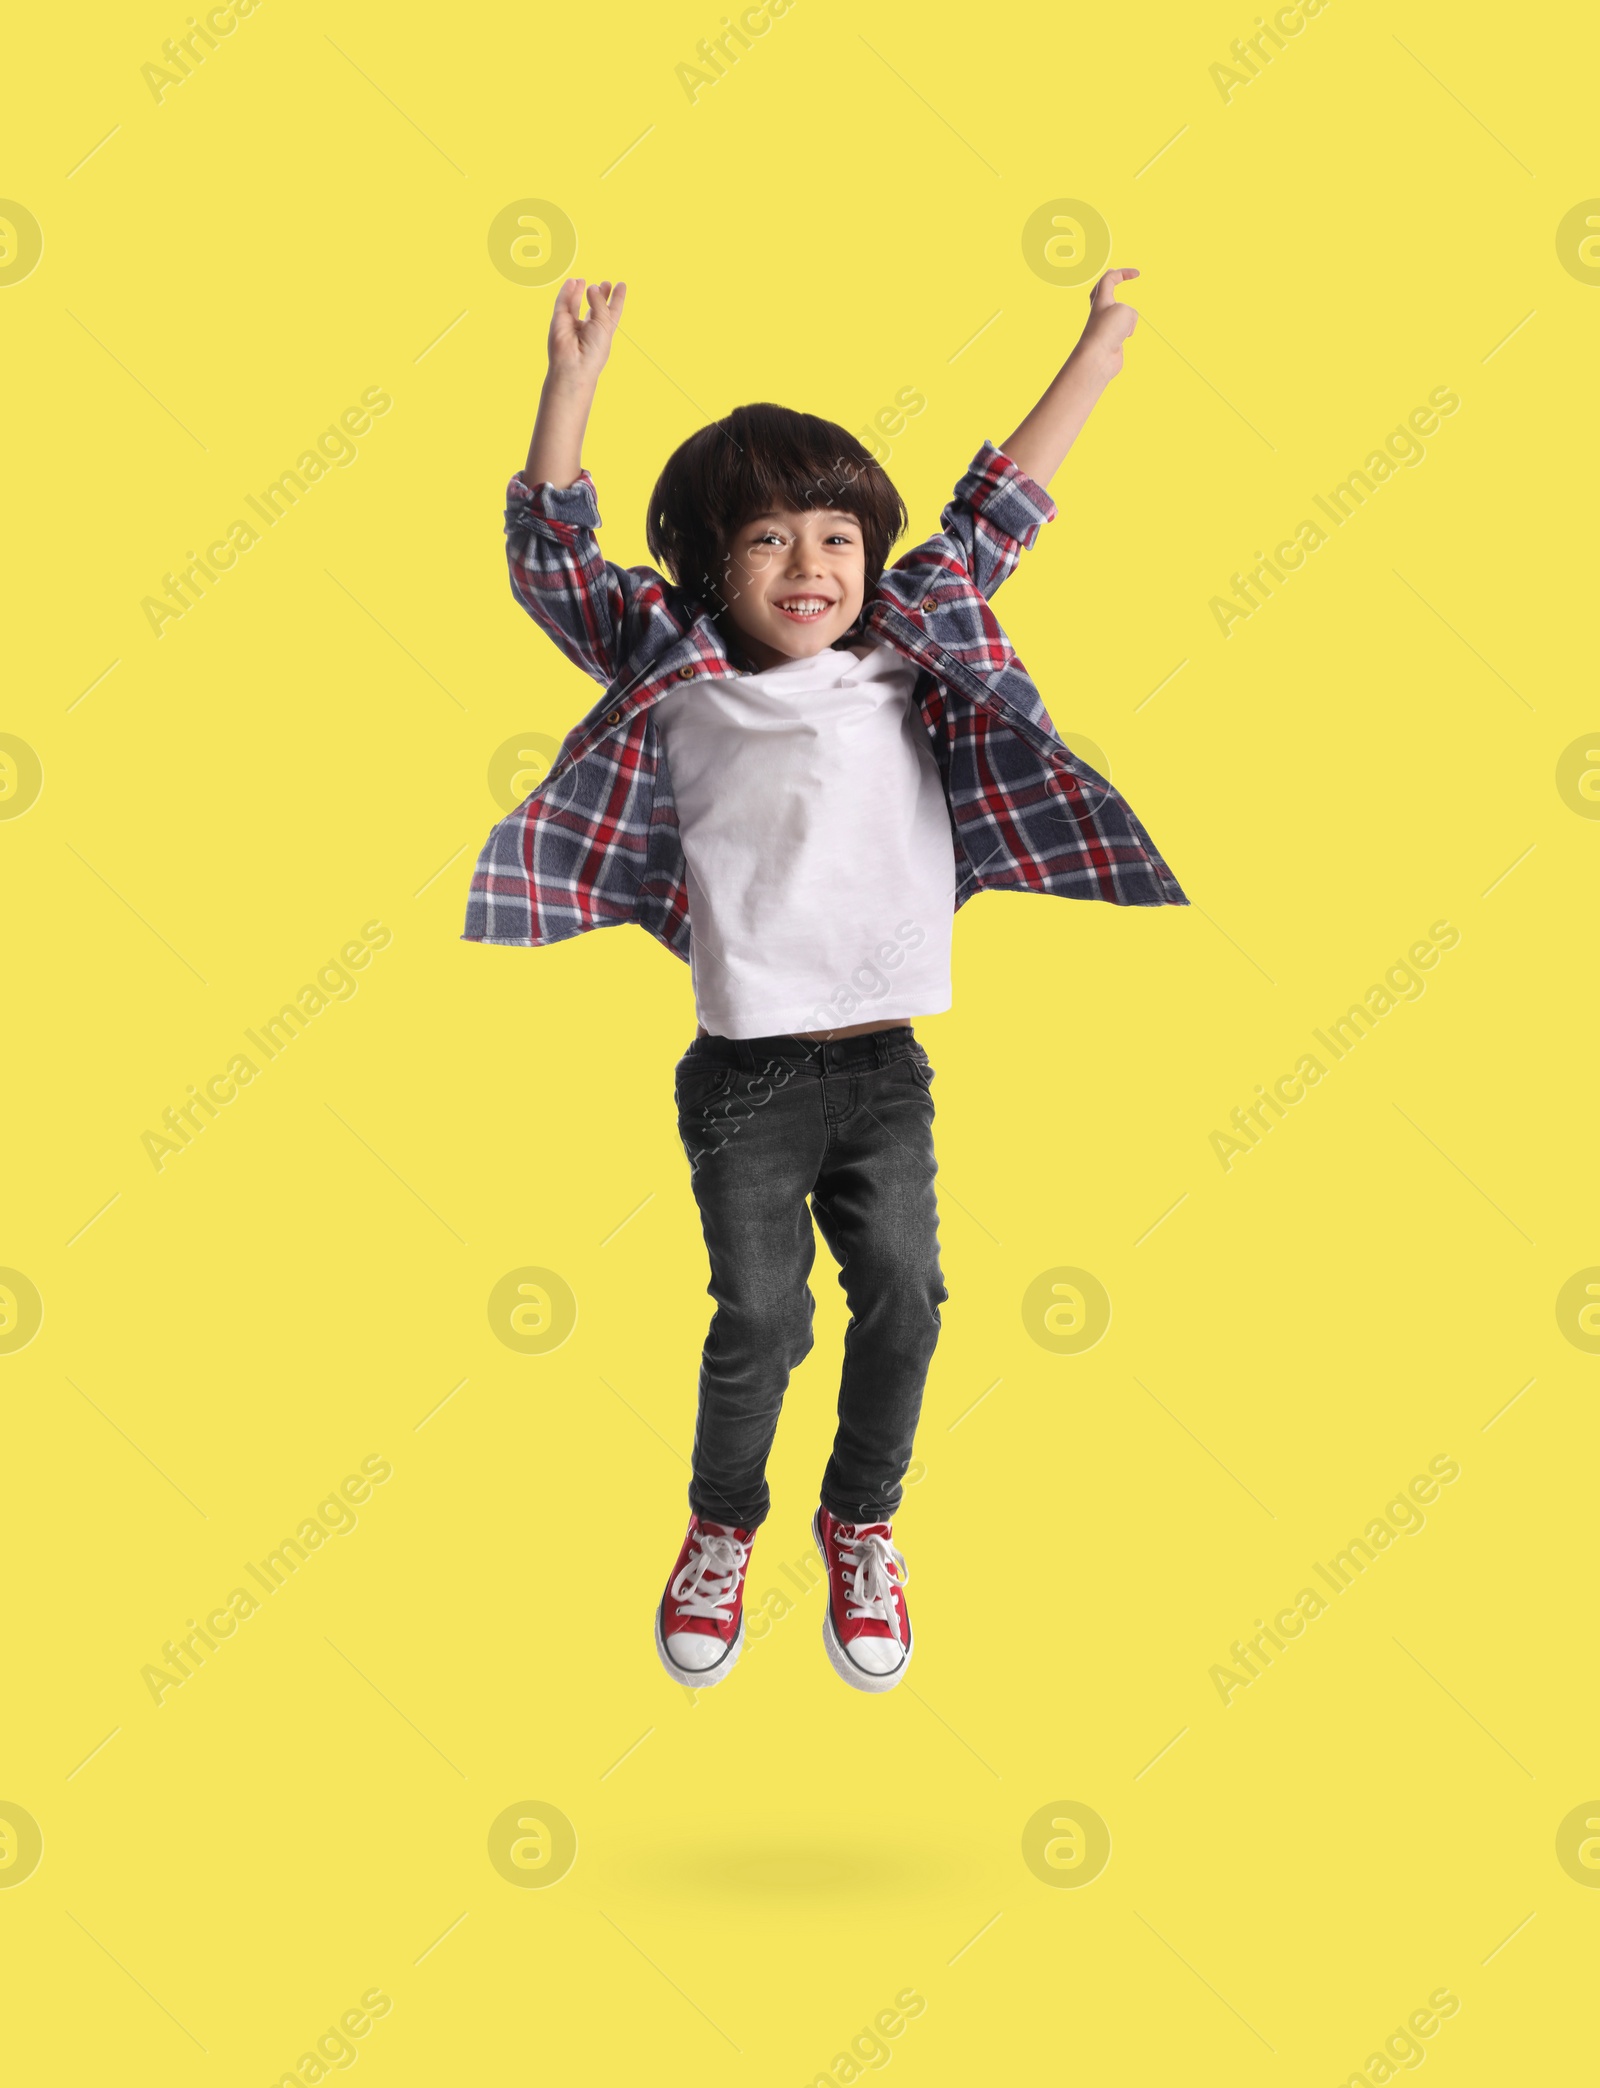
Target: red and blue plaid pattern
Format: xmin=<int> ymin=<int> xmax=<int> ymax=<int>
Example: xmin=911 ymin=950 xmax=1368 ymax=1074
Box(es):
xmin=464 ymin=440 xmax=1187 ymax=956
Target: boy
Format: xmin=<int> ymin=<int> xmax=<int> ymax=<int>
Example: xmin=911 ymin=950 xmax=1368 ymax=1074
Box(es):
xmin=465 ymin=271 xmax=1186 ymax=1693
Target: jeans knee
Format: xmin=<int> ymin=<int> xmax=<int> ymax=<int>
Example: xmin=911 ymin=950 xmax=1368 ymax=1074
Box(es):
xmin=847 ymin=1251 xmax=945 ymax=1333
xmin=709 ymin=1287 xmax=814 ymax=1370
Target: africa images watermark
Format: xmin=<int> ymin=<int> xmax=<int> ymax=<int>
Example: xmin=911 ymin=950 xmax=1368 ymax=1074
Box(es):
xmin=743 ymin=1465 xmax=924 ymax=1652
xmin=1209 ymin=918 xmax=1459 ymax=1172
xmin=1339 ymin=1987 xmax=1461 ymax=2088
xmin=804 ymin=1987 xmax=927 ymax=2087
xmin=141 ymin=385 xmax=392 ymax=637
xmin=670 ymin=1465 xmax=927 ymax=1709
xmin=1209 ymin=1453 xmax=1460 ymax=1705
xmin=680 ymin=920 xmax=932 ymax=1179
xmin=674 ymin=0 xmax=799 ymax=102
xmin=140 ymin=1455 xmax=393 ymax=1705
xmin=1209 ymin=385 xmax=1460 ymax=637
xmin=271 ymin=1986 xmax=394 ymax=2088
xmin=140 ymin=0 xmax=265 ymax=103
xmin=853 ymin=386 xmax=927 ymax=466
xmin=1209 ymin=0 xmax=1333 ymax=104
xmin=141 ymin=919 xmax=393 ymax=1171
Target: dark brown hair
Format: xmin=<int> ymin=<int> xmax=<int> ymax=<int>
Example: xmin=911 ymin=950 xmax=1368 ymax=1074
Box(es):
xmin=646 ymin=403 xmax=907 ymax=632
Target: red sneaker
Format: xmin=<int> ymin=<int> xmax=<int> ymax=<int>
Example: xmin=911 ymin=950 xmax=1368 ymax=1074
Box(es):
xmin=655 ymin=1516 xmax=754 ymax=1687
xmin=812 ymin=1507 xmax=913 ymax=1692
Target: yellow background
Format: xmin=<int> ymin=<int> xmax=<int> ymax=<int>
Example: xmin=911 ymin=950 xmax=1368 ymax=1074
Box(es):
xmin=4 ymin=0 xmax=1597 ymax=2079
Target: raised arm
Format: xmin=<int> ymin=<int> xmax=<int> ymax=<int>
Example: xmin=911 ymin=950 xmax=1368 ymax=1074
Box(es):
xmin=998 ymin=268 xmax=1140 ymax=487
xmin=525 ymin=276 xmax=626 ymax=484
xmin=879 ymin=267 xmax=1141 ymax=605
xmin=509 ymin=277 xmax=677 ymax=687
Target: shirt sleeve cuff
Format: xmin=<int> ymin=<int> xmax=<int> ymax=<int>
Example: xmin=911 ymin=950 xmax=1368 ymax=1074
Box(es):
xmin=959 ymin=439 xmax=1058 ymax=542
xmin=505 ymin=467 xmax=602 ymax=534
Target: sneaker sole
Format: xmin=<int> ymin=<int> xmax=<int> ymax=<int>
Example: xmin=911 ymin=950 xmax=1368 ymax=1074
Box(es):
xmin=654 ymin=1599 xmax=745 ymax=1688
xmin=811 ymin=1510 xmax=913 ymax=1695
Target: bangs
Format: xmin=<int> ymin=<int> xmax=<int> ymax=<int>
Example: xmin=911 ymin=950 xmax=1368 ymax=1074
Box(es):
xmin=713 ymin=409 xmax=879 ymax=538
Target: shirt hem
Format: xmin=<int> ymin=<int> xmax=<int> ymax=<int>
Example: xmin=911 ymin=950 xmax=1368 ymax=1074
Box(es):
xmin=695 ymin=995 xmax=952 ymax=1040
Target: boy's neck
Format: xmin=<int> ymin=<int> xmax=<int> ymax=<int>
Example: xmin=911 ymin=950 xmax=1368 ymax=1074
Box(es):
xmin=716 ymin=615 xmax=873 ymax=675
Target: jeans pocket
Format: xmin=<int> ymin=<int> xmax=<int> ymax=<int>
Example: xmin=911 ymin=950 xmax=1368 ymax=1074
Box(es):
xmin=675 ymin=1061 xmax=734 ymax=1112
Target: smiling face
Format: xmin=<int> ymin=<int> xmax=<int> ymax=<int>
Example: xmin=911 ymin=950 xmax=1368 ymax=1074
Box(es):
xmin=717 ymin=506 xmax=867 ymax=671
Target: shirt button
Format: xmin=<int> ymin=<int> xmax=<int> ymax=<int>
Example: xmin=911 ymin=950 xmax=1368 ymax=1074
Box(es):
xmin=921 ymin=597 xmax=937 ymax=612
xmin=677 ymin=665 xmax=696 ymax=679
xmin=606 ymin=709 xmax=621 ymax=723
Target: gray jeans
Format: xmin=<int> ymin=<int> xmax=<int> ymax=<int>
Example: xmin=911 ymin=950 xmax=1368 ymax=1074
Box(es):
xmin=674 ymin=1025 xmax=946 ymax=1529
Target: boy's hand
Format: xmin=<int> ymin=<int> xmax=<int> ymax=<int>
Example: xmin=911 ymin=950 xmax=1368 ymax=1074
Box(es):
xmin=1074 ymin=267 xmax=1140 ymax=376
xmin=547 ymin=277 xmax=626 ymax=386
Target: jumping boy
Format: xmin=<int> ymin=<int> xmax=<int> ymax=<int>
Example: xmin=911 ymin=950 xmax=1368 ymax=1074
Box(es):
xmin=465 ymin=270 xmax=1186 ymax=1693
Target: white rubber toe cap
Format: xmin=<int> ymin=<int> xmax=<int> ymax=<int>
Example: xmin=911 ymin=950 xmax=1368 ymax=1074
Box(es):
xmin=844 ymin=1635 xmax=907 ymax=1676
xmin=663 ymin=1630 xmax=730 ymax=1674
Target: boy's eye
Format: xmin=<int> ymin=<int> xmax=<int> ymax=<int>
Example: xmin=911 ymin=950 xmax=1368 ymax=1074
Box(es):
xmin=746 ymin=526 xmax=857 ymax=546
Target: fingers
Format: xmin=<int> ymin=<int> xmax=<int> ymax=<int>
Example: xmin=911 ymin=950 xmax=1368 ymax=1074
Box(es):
xmin=573 ymin=278 xmax=628 ymax=325
xmin=553 ymin=275 xmax=627 ymax=337
xmin=1092 ymin=267 xmax=1141 ymax=306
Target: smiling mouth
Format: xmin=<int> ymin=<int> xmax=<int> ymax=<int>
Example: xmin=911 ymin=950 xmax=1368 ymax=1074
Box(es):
xmin=773 ymin=596 xmax=836 ymax=621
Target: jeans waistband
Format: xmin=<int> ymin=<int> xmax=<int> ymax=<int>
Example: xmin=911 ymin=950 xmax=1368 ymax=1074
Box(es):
xmin=685 ymin=1024 xmax=922 ymax=1075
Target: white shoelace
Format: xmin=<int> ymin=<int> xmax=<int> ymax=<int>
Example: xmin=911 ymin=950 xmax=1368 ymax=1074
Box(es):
xmin=670 ymin=1528 xmax=750 ymax=1622
xmin=835 ymin=1524 xmax=908 ymax=1630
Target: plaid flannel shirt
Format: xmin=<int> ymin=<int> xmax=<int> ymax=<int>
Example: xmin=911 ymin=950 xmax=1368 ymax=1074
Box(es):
xmin=463 ymin=440 xmax=1187 ymax=958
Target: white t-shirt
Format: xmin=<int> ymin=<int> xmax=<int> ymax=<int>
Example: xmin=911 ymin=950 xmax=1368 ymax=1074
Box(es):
xmin=652 ymin=640 xmax=956 ymax=1039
